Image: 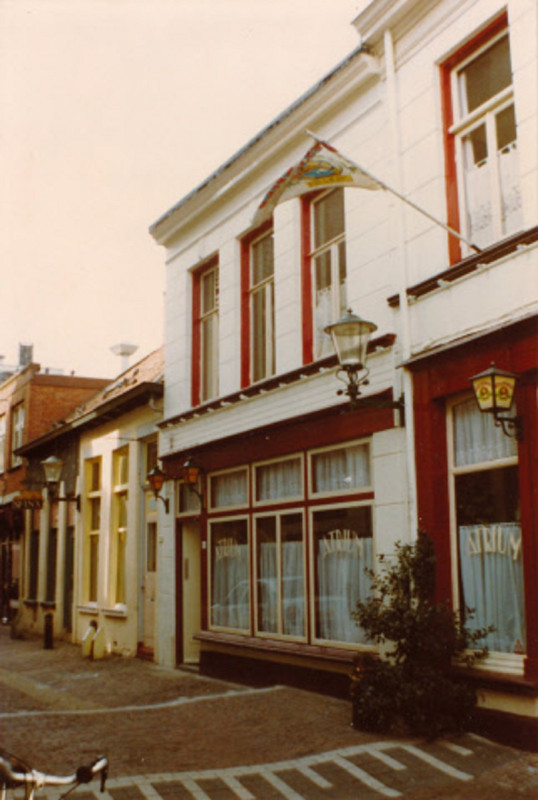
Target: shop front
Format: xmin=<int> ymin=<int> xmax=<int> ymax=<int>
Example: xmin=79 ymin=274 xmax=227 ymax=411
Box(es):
xmin=410 ymin=314 xmax=538 ymax=749
xmin=164 ymin=399 xmax=409 ymax=694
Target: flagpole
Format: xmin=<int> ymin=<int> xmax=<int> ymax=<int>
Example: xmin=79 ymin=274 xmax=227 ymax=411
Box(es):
xmin=306 ymin=131 xmax=482 ymax=253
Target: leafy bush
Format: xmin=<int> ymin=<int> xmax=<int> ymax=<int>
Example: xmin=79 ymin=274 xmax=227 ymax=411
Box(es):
xmin=350 ymin=533 xmax=492 ymax=738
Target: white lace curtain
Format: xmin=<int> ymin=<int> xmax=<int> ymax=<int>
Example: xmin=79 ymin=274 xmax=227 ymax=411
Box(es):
xmin=258 ymin=541 xmax=305 ymax=636
xmin=211 ymin=470 xmax=247 ymax=508
xmin=453 ymin=398 xmax=516 ymax=466
xmin=459 ymin=523 xmax=525 ymax=653
xmin=211 ymin=543 xmax=249 ymax=629
xmin=256 ymin=459 xmax=302 ymax=502
xmin=312 ymin=444 xmax=370 ymax=493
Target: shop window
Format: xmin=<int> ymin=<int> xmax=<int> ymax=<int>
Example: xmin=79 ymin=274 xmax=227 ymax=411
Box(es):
xmin=193 ymin=259 xmax=219 ymax=405
xmin=310 ymin=189 xmax=347 ymax=359
xmin=450 ymin=397 xmax=525 ymax=655
xmin=28 ymin=527 xmax=39 ymax=601
xmin=442 ymin=20 xmax=522 ymax=254
xmin=145 ymin=439 xmax=158 ymax=475
xmin=177 ymin=481 xmax=202 ymax=515
xmin=254 ymin=456 xmax=303 ymax=504
xmin=255 ymin=512 xmax=305 ymax=638
xmin=209 ymin=518 xmax=249 ymax=631
xmin=310 ymin=441 xmax=370 ymax=495
xmin=209 ymin=468 xmax=248 ymax=510
xmin=312 ymin=505 xmax=373 ymax=644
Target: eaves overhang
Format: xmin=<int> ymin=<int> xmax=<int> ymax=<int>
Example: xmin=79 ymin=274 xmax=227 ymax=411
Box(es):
xmin=17 ymin=382 xmax=164 ymax=457
xmin=159 ymin=333 xmax=396 ymax=429
xmin=149 ymin=46 xmax=381 ymax=245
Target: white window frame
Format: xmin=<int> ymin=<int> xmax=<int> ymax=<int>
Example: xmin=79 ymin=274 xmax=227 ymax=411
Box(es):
xmin=208 ymin=466 xmax=249 ymax=512
xmin=447 ymin=395 xmax=524 ymax=675
xmin=308 ymin=439 xmax=372 ymax=499
xmin=110 ymin=447 xmax=129 ymax=607
xmin=308 ymin=499 xmax=375 ymax=650
xmin=310 ymin=189 xmax=347 ymax=360
xmin=208 ymin=514 xmax=250 ymax=633
xmin=199 ymin=263 xmax=219 ymax=402
xmin=449 ymin=30 xmax=521 ymax=248
xmin=84 ymin=458 xmax=101 ymax=605
xmin=252 ymin=453 xmax=304 ymax=507
xmin=250 ymin=229 xmax=275 ymax=383
xmin=253 ymin=508 xmax=307 ymax=641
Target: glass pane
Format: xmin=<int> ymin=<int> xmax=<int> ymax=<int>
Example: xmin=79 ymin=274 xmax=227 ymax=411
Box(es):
xmin=29 ymin=530 xmax=39 ymax=599
xmin=453 ymin=398 xmax=517 ymax=466
xmin=90 ymin=498 xmax=101 ymax=531
xmin=117 ymin=493 xmax=128 ymax=529
xmin=281 ymin=513 xmax=305 ymax=637
xmin=455 ymin=466 xmax=519 ymax=526
xmin=312 ymin=443 xmax=370 ymax=493
xmin=313 ymin=189 xmax=344 ymax=248
xmin=89 ymin=535 xmax=99 ymax=602
xmin=256 ymin=516 xmax=277 ymax=633
xmin=116 ymin=531 xmax=126 ymax=604
xmin=178 ymin=482 xmax=201 ymax=513
xmin=252 ymin=286 xmax=267 ymax=382
xmin=255 ymin=458 xmax=302 ymax=502
xmin=210 ymin=469 xmax=248 ymax=508
xmin=46 ymin=528 xmax=58 ymax=601
xmin=210 ymin=519 xmax=249 ymax=629
xmin=201 ymin=268 xmax=218 ymax=314
xmin=496 ymin=105 xmax=523 ymax=235
xmin=252 ymin=233 xmax=274 ymax=286
xmin=462 ymin=125 xmax=492 ymax=245
xmin=146 ymin=440 xmax=158 ymax=473
xmin=201 ymin=313 xmax=218 ymax=400
xmin=460 ymin=35 xmax=511 ymax=114
xmin=91 ymin=461 xmax=100 ymax=492
xmin=313 ymin=506 xmax=372 ymax=643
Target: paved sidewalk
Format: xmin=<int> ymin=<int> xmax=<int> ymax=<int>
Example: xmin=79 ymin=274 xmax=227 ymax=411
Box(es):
xmin=1 ymin=625 xmax=538 ymax=799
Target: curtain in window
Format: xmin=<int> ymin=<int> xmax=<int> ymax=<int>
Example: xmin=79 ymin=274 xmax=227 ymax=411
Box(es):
xmin=258 ymin=542 xmax=277 ymax=632
xmin=211 ymin=543 xmax=249 ymax=629
xmin=315 ymin=284 xmax=333 ymax=358
xmin=498 ymin=141 xmax=523 ymax=235
xmin=313 ymin=444 xmax=370 ymax=493
xmin=256 ymin=459 xmax=302 ymax=501
xmin=459 ymin=523 xmax=525 ymax=653
xmin=317 ymin=537 xmax=372 ymax=642
xmin=258 ymin=541 xmax=304 ymax=636
xmin=453 ymin=398 xmax=516 ymax=466
xmin=463 ymin=133 xmax=493 ymax=246
xmin=211 ymin=470 xmax=247 ymax=507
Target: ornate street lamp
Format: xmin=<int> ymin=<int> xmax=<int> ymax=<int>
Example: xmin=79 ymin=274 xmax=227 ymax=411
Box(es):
xmin=470 ymin=362 xmax=522 ymax=440
xmin=324 ymin=309 xmax=378 ymax=408
xmin=146 ymin=465 xmax=170 ymax=513
xmin=41 ymin=455 xmax=80 ymax=511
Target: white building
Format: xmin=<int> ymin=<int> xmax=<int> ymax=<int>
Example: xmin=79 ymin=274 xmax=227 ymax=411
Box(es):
xmin=150 ymin=0 xmax=538 ymax=749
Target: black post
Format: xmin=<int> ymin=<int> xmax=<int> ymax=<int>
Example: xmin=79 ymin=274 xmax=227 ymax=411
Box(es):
xmin=44 ymin=612 xmax=53 ymax=649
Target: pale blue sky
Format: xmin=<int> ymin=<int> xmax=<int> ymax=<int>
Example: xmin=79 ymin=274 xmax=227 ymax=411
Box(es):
xmin=0 ymin=0 xmax=361 ymax=378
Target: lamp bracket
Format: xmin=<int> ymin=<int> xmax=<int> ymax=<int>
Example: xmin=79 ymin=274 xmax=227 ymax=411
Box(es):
xmin=493 ymin=411 xmax=523 ymax=441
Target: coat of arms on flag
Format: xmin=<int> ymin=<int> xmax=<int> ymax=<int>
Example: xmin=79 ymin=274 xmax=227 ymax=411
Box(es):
xmin=252 ymin=138 xmax=381 ymax=226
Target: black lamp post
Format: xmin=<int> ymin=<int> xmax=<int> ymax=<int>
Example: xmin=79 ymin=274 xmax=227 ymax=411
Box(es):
xmin=324 ymin=309 xmax=378 ymax=408
xmin=470 ymin=362 xmax=522 ymax=440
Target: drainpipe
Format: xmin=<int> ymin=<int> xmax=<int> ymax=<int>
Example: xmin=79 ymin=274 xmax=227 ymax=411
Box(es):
xmin=384 ymin=27 xmax=418 ymax=538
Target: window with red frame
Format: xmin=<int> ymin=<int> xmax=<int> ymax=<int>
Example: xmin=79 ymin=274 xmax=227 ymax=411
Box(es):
xmin=442 ymin=17 xmax=523 ymax=259
xmin=241 ymin=223 xmax=275 ymax=386
xmin=192 ymin=259 xmax=219 ymax=405
xmin=302 ymin=189 xmax=347 ymax=363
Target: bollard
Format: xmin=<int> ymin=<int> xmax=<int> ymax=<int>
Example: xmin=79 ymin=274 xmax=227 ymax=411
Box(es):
xmin=44 ymin=612 xmax=54 ymax=649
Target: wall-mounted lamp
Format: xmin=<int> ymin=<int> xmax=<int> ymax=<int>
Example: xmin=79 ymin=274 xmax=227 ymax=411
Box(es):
xmin=470 ymin=362 xmax=522 ymax=441
xmin=41 ymin=455 xmax=80 ymax=511
xmin=146 ymin=466 xmax=170 ymax=513
xmin=324 ymin=309 xmax=404 ymax=417
xmin=180 ymin=456 xmax=205 ymax=509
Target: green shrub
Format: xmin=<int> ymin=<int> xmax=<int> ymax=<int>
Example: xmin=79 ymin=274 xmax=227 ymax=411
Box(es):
xmin=350 ymin=533 xmax=493 ymax=738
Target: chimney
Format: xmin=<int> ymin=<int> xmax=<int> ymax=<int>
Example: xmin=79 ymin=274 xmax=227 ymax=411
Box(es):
xmin=19 ymin=343 xmax=33 ymax=367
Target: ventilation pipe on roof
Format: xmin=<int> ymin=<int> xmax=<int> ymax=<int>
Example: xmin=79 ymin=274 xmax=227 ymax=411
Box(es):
xmin=110 ymin=343 xmax=138 ymax=374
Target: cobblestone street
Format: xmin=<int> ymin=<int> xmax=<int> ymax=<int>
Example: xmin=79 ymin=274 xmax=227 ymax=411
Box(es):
xmin=1 ymin=626 xmax=537 ymax=799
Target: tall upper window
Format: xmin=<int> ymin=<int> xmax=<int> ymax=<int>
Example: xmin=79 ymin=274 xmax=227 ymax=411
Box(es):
xmin=250 ymin=230 xmax=275 ymax=382
xmin=111 ymin=447 xmax=129 ymax=605
xmin=11 ymin=403 xmax=25 ymax=468
xmin=443 ymin=21 xmax=522 ymax=253
xmin=310 ymin=189 xmax=347 ymax=359
xmin=85 ymin=458 xmax=101 ymax=603
xmin=449 ymin=397 xmax=524 ymax=657
xmin=193 ymin=260 xmax=219 ymax=404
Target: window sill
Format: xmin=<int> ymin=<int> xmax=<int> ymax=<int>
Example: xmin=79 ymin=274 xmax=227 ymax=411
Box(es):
xmin=196 ymin=630 xmax=372 ymax=664
xmin=77 ymin=603 xmax=98 ymax=615
xmin=102 ymin=606 xmax=127 ymax=619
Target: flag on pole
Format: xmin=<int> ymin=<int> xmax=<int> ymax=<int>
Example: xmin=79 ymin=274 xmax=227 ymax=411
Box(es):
xmin=252 ymin=137 xmax=382 ymax=226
